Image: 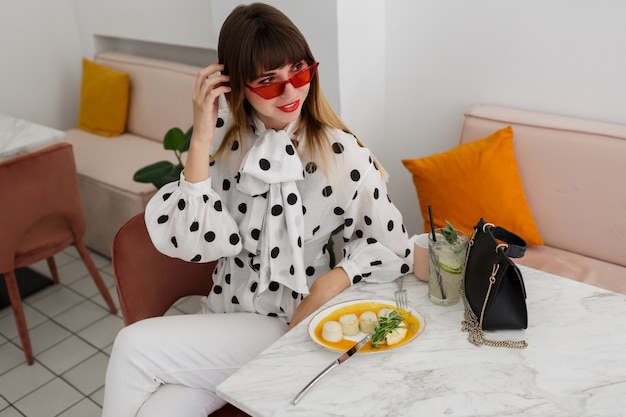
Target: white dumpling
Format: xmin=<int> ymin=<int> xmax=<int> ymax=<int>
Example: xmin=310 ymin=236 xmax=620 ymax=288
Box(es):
xmin=339 ymin=313 xmax=359 ymax=336
xmin=385 ymin=326 xmax=408 ymax=346
xmin=359 ymin=311 xmax=378 ymax=334
xmin=378 ymin=307 xmax=394 ymax=319
xmin=322 ymin=320 xmax=343 ymax=343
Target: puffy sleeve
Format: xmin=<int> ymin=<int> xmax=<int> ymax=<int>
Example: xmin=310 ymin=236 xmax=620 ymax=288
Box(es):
xmin=335 ymin=156 xmax=412 ymax=285
xmin=144 ymin=172 xmax=242 ymax=263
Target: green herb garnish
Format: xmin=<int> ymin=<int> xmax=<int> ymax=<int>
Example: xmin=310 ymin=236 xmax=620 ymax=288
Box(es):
xmin=441 ymin=220 xmax=460 ymax=245
xmin=371 ymin=311 xmax=406 ymax=348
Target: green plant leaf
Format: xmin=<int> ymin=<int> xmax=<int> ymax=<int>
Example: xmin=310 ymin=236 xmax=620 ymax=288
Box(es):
xmin=132 ymin=125 xmax=191 ymax=189
xmin=163 ymin=127 xmax=186 ymax=151
xmin=442 ymin=220 xmax=459 ymax=245
xmin=181 ymin=126 xmax=193 ymax=153
xmin=152 ymin=163 xmax=184 ymax=188
xmin=133 ymin=161 xmax=175 ymax=184
xmin=326 ymin=224 xmax=344 ymax=268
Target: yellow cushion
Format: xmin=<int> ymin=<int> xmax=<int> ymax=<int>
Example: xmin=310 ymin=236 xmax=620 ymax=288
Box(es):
xmin=76 ymin=58 xmax=130 ymax=137
xmin=402 ymin=126 xmax=543 ymax=245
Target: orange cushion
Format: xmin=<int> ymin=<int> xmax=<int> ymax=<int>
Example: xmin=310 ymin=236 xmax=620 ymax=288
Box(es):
xmin=402 ymin=126 xmax=543 ymax=245
xmin=76 ymin=58 xmax=130 ymax=137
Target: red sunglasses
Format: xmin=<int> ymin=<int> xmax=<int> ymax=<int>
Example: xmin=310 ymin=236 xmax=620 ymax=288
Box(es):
xmin=246 ymin=62 xmax=319 ymax=100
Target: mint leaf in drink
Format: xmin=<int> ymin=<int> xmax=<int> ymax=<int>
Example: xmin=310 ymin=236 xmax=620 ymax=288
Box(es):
xmin=442 ymin=220 xmax=459 ymax=245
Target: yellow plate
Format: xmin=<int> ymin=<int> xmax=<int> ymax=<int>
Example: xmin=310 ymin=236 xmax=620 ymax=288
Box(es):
xmin=307 ymin=299 xmax=426 ymax=353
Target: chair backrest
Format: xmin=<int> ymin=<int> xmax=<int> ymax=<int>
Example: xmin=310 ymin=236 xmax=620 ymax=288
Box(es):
xmin=0 ymin=142 xmax=85 ymax=272
xmin=111 ymin=213 xmax=216 ymax=325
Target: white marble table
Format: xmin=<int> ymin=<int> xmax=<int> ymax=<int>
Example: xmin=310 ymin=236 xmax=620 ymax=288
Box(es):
xmin=0 ymin=113 xmax=65 ymax=160
xmin=217 ymin=266 xmax=626 ymax=417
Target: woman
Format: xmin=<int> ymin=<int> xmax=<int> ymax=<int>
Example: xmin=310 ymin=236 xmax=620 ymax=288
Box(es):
xmin=102 ymin=3 xmax=411 ymax=416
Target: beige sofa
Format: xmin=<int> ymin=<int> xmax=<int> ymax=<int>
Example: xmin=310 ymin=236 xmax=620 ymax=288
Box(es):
xmin=459 ymin=105 xmax=626 ymax=294
xmin=64 ymin=52 xmax=201 ymax=257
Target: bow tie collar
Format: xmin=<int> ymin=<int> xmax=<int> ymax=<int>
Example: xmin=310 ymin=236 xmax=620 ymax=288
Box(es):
xmin=236 ymin=117 xmax=308 ymax=295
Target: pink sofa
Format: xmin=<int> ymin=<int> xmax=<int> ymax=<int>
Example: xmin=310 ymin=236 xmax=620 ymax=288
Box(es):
xmin=63 ymin=52 xmax=200 ymax=257
xmin=459 ymin=105 xmax=626 ymax=294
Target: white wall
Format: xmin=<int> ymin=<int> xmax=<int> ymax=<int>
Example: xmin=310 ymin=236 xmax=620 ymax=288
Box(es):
xmin=0 ymin=0 xmax=340 ymax=130
xmin=0 ymin=0 xmax=83 ymax=129
xmin=71 ymin=0 xmax=341 ymax=114
xmin=378 ymin=0 xmax=626 ymax=235
xmin=2 ymin=1 xmax=626 ymax=236
xmin=336 ymin=0 xmax=387 ymax=176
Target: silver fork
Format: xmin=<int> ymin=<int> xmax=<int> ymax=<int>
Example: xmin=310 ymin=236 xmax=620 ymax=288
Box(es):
xmin=394 ymin=276 xmax=408 ymax=310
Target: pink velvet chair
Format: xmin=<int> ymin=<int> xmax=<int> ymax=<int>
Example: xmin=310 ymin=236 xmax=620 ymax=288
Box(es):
xmin=111 ymin=213 xmax=250 ymax=417
xmin=0 ymin=142 xmax=117 ymax=365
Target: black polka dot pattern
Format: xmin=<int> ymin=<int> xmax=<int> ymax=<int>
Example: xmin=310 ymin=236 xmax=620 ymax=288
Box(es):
xmin=146 ymin=125 xmax=412 ymax=324
xmin=259 ymin=158 xmax=270 ymax=171
xmin=305 ymin=162 xmax=317 ymax=174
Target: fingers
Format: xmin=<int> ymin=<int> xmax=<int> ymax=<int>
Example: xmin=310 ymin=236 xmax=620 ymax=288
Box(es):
xmin=194 ymin=64 xmax=230 ymax=99
xmin=191 ymin=64 xmax=231 ymax=140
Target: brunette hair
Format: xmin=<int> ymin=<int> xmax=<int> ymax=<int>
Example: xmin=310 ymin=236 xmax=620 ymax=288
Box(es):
xmin=214 ymin=2 xmax=387 ymax=178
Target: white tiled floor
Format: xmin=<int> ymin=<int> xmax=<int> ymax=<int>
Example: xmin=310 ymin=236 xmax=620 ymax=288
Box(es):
xmin=0 ymin=246 xmax=198 ymax=417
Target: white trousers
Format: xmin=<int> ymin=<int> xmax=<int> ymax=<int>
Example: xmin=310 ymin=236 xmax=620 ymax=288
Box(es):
xmin=101 ymin=311 xmax=288 ymax=417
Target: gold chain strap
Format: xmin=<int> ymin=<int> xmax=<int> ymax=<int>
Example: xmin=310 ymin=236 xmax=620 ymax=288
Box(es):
xmin=461 ymin=239 xmax=528 ymax=349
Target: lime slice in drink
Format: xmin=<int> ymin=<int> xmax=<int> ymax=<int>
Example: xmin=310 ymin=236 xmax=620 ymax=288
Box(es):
xmin=438 ymin=261 xmax=464 ymax=275
xmin=436 ymin=248 xmax=464 ymax=274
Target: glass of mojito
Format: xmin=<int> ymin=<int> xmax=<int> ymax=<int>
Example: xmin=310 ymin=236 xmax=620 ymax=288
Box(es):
xmin=428 ymin=224 xmax=468 ymax=305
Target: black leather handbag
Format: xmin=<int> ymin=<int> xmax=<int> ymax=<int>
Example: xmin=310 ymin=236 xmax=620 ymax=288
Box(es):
xmin=461 ymin=218 xmax=528 ymax=348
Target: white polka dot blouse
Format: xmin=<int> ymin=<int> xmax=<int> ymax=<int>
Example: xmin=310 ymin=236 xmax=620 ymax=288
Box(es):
xmin=145 ymin=113 xmax=412 ymax=324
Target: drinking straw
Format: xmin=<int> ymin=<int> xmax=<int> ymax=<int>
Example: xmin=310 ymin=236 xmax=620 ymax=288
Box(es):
xmin=427 ymin=205 xmax=446 ymax=300
xmin=428 ymin=205 xmax=436 ymax=242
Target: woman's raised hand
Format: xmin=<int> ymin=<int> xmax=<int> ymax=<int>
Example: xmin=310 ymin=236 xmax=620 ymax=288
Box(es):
xmin=185 ymin=64 xmax=231 ymax=183
xmin=191 ymin=64 xmax=231 ymax=145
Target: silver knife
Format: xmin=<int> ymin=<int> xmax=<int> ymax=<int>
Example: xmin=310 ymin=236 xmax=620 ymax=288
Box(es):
xmin=292 ymin=332 xmax=373 ymax=405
